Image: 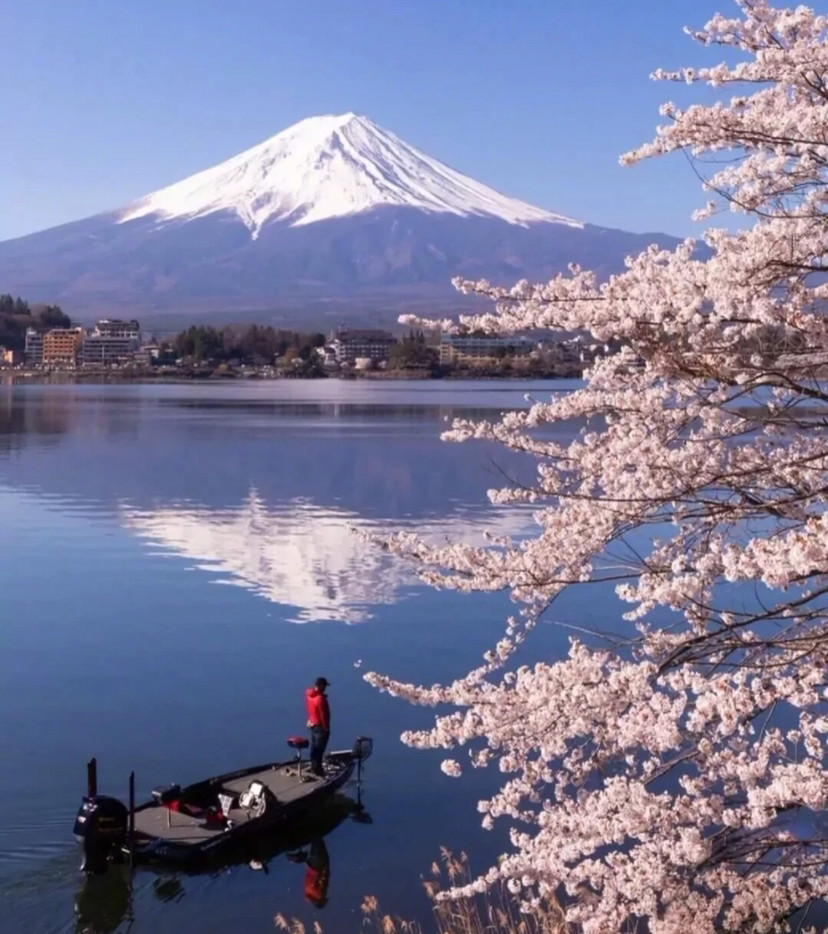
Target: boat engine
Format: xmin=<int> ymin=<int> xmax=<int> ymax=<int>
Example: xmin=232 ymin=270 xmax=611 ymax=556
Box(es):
xmin=352 ymin=736 xmax=373 ymax=762
xmin=73 ymin=795 xmax=129 ymax=874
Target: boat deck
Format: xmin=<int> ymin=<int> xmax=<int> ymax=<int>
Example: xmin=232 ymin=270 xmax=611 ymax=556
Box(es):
xmin=132 ymin=762 xmax=326 ymax=843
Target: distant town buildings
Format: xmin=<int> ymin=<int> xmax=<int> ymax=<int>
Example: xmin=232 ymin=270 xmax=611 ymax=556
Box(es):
xmin=5 ymin=315 xmax=620 ymax=377
xmin=18 ymin=319 xmax=143 ymax=368
xmin=330 ymin=329 xmax=396 ymax=365
xmin=132 ymin=343 xmax=159 ymax=366
xmin=439 ymin=333 xmax=536 ymax=366
xmin=93 ymin=319 xmax=141 ymax=340
xmin=24 ymin=328 xmax=44 ymax=364
xmin=0 ymin=347 xmax=23 ymax=366
xmin=80 ymin=319 xmax=141 ymax=365
xmin=42 ymin=327 xmax=84 ymax=366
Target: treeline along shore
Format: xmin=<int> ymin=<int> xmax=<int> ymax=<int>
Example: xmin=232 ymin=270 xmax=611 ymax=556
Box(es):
xmin=0 ymin=294 xmax=600 ymax=380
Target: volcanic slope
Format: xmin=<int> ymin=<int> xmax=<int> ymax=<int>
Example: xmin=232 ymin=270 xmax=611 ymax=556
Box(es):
xmin=0 ymin=113 xmax=678 ymax=321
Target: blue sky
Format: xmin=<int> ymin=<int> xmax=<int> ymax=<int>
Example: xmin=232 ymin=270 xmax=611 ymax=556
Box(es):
xmin=2 ymin=0 xmax=738 ymax=242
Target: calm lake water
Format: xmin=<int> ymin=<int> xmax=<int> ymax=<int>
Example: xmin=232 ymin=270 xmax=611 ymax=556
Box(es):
xmin=0 ymin=378 xmax=595 ymax=934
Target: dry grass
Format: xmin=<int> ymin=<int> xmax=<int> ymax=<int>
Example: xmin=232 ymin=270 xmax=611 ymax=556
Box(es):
xmin=275 ymin=849 xmax=567 ymax=934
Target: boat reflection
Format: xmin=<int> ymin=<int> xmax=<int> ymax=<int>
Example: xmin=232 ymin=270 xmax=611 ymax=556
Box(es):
xmin=73 ymin=792 xmax=370 ymax=932
xmin=73 ymin=863 xmax=132 ymax=934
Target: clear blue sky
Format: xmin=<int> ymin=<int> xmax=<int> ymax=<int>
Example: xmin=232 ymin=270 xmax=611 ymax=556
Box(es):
xmin=1 ymin=0 xmax=736 ymax=242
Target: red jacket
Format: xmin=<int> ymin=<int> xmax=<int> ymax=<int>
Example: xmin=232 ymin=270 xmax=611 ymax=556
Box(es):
xmin=306 ymin=687 xmax=330 ymax=731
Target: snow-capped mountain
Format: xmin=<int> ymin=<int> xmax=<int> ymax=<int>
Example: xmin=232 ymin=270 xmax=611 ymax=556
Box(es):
xmin=120 ymin=113 xmax=580 ymax=237
xmin=0 ymin=113 xmax=679 ymax=322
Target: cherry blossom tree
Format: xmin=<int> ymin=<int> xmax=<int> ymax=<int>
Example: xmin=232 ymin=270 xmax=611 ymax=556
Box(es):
xmin=365 ymin=3 xmax=828 ymax=931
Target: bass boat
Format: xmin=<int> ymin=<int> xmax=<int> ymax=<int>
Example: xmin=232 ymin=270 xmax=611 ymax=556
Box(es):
xmin=73 ymin=734 xmax=373 ymax=872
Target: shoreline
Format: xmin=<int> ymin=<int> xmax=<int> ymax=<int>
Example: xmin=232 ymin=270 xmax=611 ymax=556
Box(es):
xmin=1 ymin=366 xmax=582 ymax=384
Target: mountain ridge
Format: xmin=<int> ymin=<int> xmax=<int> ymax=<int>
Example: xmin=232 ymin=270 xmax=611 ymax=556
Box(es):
xmin=116 ymin=112 xmax=582 ymax=237
xmin=0 ymin=113 xmax=681 ymax=322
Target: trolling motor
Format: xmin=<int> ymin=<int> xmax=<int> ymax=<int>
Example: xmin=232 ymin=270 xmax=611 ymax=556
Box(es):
xmin=73 ymin=758 xmax=129 ymax=874
xmin=351 ymin=736 xmax=373 ymax=782
xmin=352 ymin=736 xmax=373 ymax=762
xmin=349 ymin=737 xmax=373 ymax=820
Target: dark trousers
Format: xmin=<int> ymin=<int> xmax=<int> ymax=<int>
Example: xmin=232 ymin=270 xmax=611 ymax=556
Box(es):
xmin=309 ymin=726 xmax=329 ymax=775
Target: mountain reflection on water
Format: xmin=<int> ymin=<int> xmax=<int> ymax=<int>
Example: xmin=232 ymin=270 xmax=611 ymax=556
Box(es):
xmin=0 ymin=382 xmax=545 ymax=623
xmin=0 ymin=380 xmax=567 ymax=933
xmin=121 ymin=490 xmax=533 ymax=623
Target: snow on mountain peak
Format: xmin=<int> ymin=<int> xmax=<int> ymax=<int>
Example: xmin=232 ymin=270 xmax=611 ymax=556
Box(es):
xmin=118 ymin=113 xmax=582 ymax=238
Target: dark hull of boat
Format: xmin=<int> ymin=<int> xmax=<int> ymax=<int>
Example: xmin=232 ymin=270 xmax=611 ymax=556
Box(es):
xmin=133 ymin=752 xmax=357 ymax=866
xmin=75 ymin=738 xmax=372 ymax=871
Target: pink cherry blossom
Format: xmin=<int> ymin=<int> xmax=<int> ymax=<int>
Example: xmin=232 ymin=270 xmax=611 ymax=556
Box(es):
xmin=367 ymin=3 xmax=828 ymax=930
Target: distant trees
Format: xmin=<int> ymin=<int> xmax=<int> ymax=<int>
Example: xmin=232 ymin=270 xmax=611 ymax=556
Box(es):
xmin=0 ymin=294 xmax=72 ymax=349
xmin=174 ymin=326 xmax=224 ymax=362
xmin=388 ymin=330 xmax=438 ymax=370
xmin=172 ymin=323 xmax=326 ymax=365
xmin=34 ymin=304 xmax=72 ymax=329
xmin=0 ymin=295 xmax=30 ymax=318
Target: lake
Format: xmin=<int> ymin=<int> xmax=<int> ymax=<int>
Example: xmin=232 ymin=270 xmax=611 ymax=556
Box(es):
xmin=0 ymin=377 xmax=594 ymax=934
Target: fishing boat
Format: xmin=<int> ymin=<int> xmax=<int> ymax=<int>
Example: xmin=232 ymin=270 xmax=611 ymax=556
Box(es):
xmin=74 ymin=790 xmax=370 ymax=929
xmin=73 ymin=734 xmax=373 ymax=872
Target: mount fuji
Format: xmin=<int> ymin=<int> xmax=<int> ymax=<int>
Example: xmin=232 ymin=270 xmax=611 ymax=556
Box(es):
xmin=0 ymin=113 xmax=679 ymax=325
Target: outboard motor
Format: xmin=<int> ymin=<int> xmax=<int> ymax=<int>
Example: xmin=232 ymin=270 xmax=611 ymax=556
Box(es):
xmin=74 ymin=795 xmax=129 ymax=874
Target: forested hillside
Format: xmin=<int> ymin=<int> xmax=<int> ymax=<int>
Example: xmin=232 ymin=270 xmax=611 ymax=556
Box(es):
xmin=0 ymin=295 xmax=72 ymax=349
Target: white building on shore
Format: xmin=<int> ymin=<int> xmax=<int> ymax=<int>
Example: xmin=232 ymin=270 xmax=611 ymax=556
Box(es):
xmin=81 ymin=319 xmax=141 ymax=365
xmin=439 ymin=333 xmax=536 ymax=366
xmin=330 ymin=329 xmax=397 ymax=365
xmin=24 ymin=328 xmax=44 ymax=364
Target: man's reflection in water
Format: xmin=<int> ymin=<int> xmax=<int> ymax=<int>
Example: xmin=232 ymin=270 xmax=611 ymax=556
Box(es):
xmin=288 ymin=837 xmax=330 ymax=908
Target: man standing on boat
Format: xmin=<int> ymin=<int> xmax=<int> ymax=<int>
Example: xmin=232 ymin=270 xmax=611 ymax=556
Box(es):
xmin=305 ymin=677 xmax=331 ymax=777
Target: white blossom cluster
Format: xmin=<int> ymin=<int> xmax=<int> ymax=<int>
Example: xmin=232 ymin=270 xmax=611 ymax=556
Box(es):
xmin=367 ymin=3 xmax=828 ymax=930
